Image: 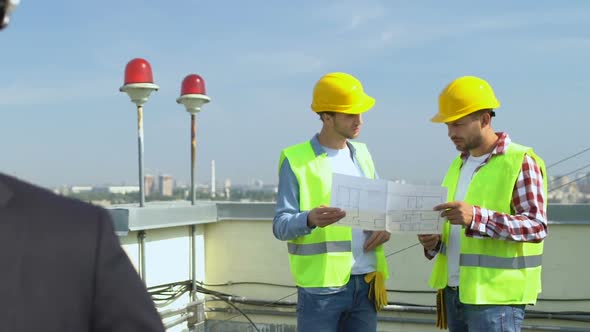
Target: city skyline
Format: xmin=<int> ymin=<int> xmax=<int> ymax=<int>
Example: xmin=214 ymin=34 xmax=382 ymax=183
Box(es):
xmin=2 ymin=1 xmax=590 ymax=188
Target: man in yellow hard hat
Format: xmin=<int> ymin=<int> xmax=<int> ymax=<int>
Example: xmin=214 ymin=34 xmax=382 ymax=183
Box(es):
xmin=273 ymin=72 xmax=390 ymax=331
xmin=419 ymin=76 xmax=548 ymax=332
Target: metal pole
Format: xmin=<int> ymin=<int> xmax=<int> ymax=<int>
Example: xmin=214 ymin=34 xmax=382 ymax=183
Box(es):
xmin=189 ymin=225 xmax=196 ymax=302
xmin=138 ymin=230 xmax=146 ymax=283
xmin=137 ymin=105 xmax=145 ymax=207
xmin=163 ymin=313 xmax=193 ymax=329
xmin=191 ymin=114 xmax=197 ymax=205
xmin=190 ymin=114 xmax=197 ymax=301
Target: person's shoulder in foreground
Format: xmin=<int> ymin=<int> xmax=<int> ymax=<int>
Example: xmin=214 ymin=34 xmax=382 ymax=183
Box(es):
xmin=0 ymin=173 xmax=165 ymax=332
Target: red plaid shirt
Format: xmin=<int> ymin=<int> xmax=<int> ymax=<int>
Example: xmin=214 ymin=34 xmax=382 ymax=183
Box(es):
xmin=426 ymin=132 xmax=547 ymax=259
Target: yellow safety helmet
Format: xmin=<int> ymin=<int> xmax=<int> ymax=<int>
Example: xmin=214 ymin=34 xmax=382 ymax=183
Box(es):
xmin=432 ymin=76 xmax=500 ymax=123
xmin=311 ymin=72 xmax=375 ymax=114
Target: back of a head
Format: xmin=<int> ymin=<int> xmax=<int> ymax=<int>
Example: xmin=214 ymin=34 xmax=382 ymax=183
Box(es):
xmin=311 ymin=72 xmax=375 ymax=115
xmin=0 ymin=0 xmax=19 ymax=30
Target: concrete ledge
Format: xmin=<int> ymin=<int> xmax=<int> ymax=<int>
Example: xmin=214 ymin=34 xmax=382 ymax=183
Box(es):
xmin=107 ymin=201 xmax=590 ymax=234
xmin=108 ymin=201 xmax=218 ymax=232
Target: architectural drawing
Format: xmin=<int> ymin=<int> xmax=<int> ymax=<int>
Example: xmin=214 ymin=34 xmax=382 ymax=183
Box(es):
xmin=330 ymin=173 xmax=447 ymax=234
xmin=330 ymin=174 xmax=388 ymax=231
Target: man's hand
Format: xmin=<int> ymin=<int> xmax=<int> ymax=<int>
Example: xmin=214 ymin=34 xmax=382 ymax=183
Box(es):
xmin=307 ymin=206 xmax=346 ymax=228
xmin=364 ymin=231 xmax=390 ymax=252
xmin=417 ymin=234 xmax=440 ymax=251
xmin=433 ymin=201 xmax=474 ymax=228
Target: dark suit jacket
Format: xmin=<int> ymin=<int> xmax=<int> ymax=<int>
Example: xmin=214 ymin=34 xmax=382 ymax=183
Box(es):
xmin=0 ymin=174 xmax=165 ymax=331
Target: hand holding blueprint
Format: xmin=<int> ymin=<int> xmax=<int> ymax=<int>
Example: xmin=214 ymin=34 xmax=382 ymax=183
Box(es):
xmin=329 ymin=173 xmax=447 ymax=234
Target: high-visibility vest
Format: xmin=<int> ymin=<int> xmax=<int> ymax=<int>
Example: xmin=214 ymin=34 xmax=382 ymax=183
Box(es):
xmin=429 ymin=142 xmax=547 ymax=304
xmin=279 ymin=140 xmax=389 ymax=287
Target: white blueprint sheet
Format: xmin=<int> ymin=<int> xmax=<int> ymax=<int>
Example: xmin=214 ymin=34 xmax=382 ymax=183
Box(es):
xmin=329 ymin=173 xmax=447 ymax=234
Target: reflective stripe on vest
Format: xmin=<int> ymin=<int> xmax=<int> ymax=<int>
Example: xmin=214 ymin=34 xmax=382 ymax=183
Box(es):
xmin=439 ymin=243 xmax=542 ymax=269
xmin=288 ymin=241 xmax=352 ymax=255
xmin=460 ymin=254 xmax=542 ymax=269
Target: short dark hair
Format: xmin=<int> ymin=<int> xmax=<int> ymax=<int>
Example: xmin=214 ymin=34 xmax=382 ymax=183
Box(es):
xmin=471 ymin=109 xmax=496 ymax=119
xmin=317 ymin=111 xmax=336 ymax=121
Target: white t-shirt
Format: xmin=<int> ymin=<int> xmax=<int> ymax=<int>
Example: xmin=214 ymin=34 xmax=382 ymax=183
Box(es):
xmin=322 ymin=144 xmax=377 ymax=275
xmin=447 ymin=153 xmax=490 ymax=287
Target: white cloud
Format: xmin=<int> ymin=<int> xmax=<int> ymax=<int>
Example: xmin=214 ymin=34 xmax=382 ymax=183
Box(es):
xmin=0 ymin=78 xmax=117 ymax=106
xmin=309 ymin=0 xmax=388 ymax=32
xmin=237 ymin=51 xmax=323 ymax=77
xmin=532 ymin=37 xmax=590 ymax=52
xmin=346 ymin=6 xmax=388 ymax=31
xmin=340 ymin=7 xmax=590 ymax=52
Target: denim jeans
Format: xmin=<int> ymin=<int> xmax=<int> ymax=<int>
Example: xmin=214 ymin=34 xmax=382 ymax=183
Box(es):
xmin=296 ymin=274 xmax=377 ymax=332
xmin=444 ymin=286 xmax=526 ymax=332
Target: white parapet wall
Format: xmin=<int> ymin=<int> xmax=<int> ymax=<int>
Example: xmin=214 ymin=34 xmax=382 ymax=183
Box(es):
xmin=111 ymin=202 xmax=590 ymax=332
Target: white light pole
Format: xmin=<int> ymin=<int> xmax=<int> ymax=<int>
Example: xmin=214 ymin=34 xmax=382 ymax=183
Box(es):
xmin=119 ymin=58 xmax=159 ymax=208
xmin=176 ymin=74 xmax=210 ymax=205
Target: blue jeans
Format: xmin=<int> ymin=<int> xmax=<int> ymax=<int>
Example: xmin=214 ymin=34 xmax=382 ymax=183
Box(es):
xmin=444 ymin=287 xmax=526 ymax=332
xmin=296 ymin=275 xmax=377 ymax=332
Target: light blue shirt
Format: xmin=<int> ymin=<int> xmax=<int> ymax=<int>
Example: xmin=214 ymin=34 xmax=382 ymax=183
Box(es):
xmin=273 ymin=134 xmax=378 ymax=292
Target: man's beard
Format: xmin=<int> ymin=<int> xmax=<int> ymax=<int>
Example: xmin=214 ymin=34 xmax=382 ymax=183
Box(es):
xmin=454 ymin=134 xmax=483 ymax=152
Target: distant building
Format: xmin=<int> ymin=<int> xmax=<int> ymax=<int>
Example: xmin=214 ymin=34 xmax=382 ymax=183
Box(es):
xmin=250 ymin=178 xmax=264 ymax=190
xmin=106 ymin=186 xmax=139 ymax=194
xmin=549 ymin=175 xmax=569 ymax=191
xmin=159 ymin=174 xmax=174 ymax=197
xmin=54 ymin=185 xmax=72 ymax=195
xmin=224 ymin=178 xmax=231 ymax=200
xmin=576 ymin=172 xmax=590 ymax=186
xmin=144 ymin=174 xmax=155 ymax=196
xmin=71 ymin=186 xmax=93 ymax=194
xmin=93 ymin=186 xmax=139 ymax=194
xmin=211 ymin=160 xmax=216 ymax=199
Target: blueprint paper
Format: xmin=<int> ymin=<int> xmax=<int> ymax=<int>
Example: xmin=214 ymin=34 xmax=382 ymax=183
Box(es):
xmin=386 ymin=182 xmax=447 ymax=234
xmin=329 ymin=173 xmax=447 ymax=234
xmin=330 ymin=173 xmax=389 ymax=231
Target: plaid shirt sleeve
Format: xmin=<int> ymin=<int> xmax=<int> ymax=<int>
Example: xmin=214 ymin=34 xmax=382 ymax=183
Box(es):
xmin=468 ymin=154 xmax=547 ymax=242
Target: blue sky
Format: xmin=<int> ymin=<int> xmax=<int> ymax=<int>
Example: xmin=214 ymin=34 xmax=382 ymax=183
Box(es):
xmin=2 ymin=0 xmax=590 ymax=188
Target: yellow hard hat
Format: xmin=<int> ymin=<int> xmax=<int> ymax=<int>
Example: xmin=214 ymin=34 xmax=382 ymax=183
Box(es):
xmin=311 ymin=72 xmax=375 ymax=114
xmin=432 ymin=76 xmax=500 ymax=123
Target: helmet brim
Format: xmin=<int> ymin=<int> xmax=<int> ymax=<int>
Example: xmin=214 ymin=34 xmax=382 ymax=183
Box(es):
xmin=312 ymin=95 xmax=375 ymax=114
xmin=431 ymin=102 xmax=500 ymax=123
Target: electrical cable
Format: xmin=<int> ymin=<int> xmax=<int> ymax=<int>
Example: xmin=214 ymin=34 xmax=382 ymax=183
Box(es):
xmin=148 ymin=280 xmax=192 ymax=308
xmin=147 ymin=280 xmax=262 ymax=330
xmin=202 ymin=280 xmax=590 ymax=301
xmin=200 ymin=281 xmax=294 ymax=289
xmin=202 ymin=243 xmax=434 ymax=330
xmin=209 ymin=294 xmax=261 ymax=332
xmin=204 ymin=287 xmax=297 ymax=331
xmin=546 ymin=146 xmax=590 ymax=169
xmin=192 ymin=250 xmax=590 ymax=327
xmin=385 ymin=242 xmax=421 ymax=258
xmin=549 ymin=172 xmax=590 ymax=193
xmin=549 ymin=162 xmax=590 ymax=186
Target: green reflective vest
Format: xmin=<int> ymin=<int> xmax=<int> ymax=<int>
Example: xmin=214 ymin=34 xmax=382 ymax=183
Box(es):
xmin=429 ymin=142 xmax=547 ymax=305
xmin=279 ymin=140 xmax=389 ymax=287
